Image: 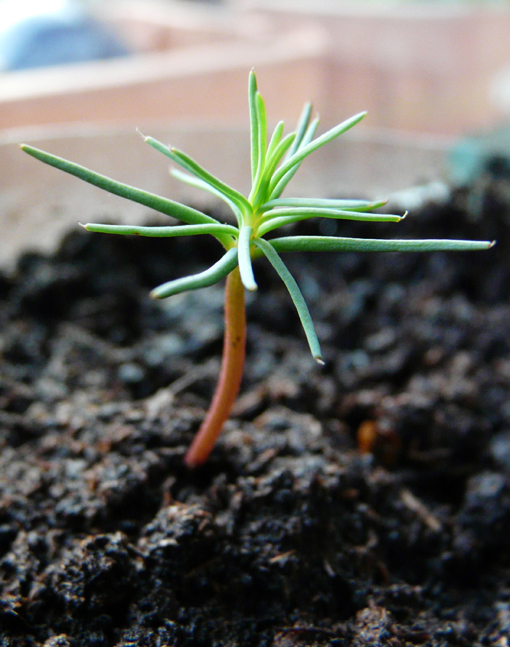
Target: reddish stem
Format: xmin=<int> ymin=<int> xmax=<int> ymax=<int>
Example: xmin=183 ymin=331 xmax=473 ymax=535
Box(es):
xmin=184 ymin=266 xmax=246 ymax=468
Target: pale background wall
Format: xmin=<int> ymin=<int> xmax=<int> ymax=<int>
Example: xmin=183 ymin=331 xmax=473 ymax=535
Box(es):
xmin=0 ymin=0 xmax=509 ymax=135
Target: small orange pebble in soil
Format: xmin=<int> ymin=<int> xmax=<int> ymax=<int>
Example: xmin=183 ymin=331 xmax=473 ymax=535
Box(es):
xmin=357 ymin=419 xmax=401 ymax=465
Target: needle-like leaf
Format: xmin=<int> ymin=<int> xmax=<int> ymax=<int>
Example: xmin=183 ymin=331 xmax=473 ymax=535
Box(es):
xmin=255 ymin=92 xmax=267 ymax=175
xmin=263 ymin=133 xmax=297 ymax=180
xmin=249 ymin=70 xmax=259 ymax=183
xmin=266 ymin=121 xmax=285 ymax=160
xmin=144 ymin=137 xmax=252 ymax=217
xmin=20 ymin=144 xmax=218 ymax=228
xmin=150 ymin=248 xmax=239 ymax=299
xmin=238 ymin=225 xmax=257 ymax=291
xmin=171 ymin=168 xmax=243 ymax=226
xmin=269 ymin=112 xmax=366 ymax=195
xmin=251 ymin=132 xmax=296 ymax=210
xmin=268 ymin=117 xmax=320 ymax=200
xmin=262 ymin=198 xmax=388 ymax=211
xmin=253 ymin=238 xmax=323 ymax=363
xmin=270 ymin=236 xmax=495 ymax=254
xmin=249 ymin=92 xmax=269 ymax=204
xmin=82 ymin=222 xmax=238 ymax=238
xmin=257 ymin=210 xmax=403 ymax=237
xmin=287 ymin=102 xmax=312 ymax=158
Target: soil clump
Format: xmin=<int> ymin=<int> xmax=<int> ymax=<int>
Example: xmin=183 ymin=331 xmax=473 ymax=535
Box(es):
xmin=1 ymin=177 xmax=510 ymax=646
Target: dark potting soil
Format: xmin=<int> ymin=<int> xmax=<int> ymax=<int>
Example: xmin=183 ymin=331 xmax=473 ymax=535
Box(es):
xmin=1 ymin=176 xmax=510 ymax=646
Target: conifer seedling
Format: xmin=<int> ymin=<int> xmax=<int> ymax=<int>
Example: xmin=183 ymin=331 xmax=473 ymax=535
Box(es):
xmin=21 ymin=71 xmax=494 ymax=468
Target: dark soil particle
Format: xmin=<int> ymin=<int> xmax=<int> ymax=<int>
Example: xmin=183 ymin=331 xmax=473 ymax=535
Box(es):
xmin=2 ymin=176 xmax=510 ymax=645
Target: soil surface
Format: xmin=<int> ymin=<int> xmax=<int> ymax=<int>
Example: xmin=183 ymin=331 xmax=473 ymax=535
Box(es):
xmin=1 ymin=175 xmax=510 ymax=646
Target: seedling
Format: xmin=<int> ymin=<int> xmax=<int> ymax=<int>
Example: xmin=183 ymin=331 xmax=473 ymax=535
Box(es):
xmin=21 ymin=71 xmax=493 ymax=468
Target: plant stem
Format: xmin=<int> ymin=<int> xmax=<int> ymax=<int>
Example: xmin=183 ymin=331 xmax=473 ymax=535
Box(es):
xmin=184 ymin=266 xmax=246 ymax=468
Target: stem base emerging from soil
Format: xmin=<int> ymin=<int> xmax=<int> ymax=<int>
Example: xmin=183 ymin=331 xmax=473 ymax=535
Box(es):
xmin=185 ymin=267 xmax=246 ymax=468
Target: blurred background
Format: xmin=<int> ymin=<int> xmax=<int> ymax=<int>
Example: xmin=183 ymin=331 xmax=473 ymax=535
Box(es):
xmin=1 ymin=0 xmax=510 ymax=263
xmin=2 ymin=0 xmax=510 ymax=134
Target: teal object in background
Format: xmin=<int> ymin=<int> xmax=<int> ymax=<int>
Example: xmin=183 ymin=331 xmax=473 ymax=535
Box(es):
xmin=450 ymin=126 xmax=510 ymax=185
